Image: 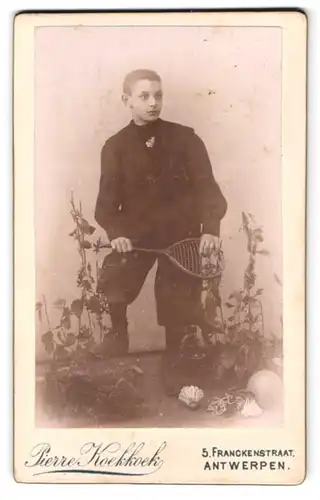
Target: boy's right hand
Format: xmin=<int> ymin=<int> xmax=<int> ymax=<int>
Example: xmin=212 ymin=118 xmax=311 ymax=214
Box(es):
xmin=111 ymin=237 xmax=133 ymax=253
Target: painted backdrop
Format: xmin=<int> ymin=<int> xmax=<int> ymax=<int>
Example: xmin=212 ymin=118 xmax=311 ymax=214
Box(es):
xmin=35 ymin=26 xmax=282 ymax=357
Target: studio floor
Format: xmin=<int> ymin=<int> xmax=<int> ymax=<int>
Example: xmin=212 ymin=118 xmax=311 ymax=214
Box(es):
xmin=35 ymin=351 xmax=283 ymax=429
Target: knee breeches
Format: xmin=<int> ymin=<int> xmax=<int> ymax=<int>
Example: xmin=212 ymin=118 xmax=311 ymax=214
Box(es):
xmin=97 ymin=250 xmax=203 ymax=327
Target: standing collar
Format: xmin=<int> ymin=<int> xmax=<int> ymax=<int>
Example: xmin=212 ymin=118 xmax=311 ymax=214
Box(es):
xmin=129 ymin=118 xmax=162 ymax=132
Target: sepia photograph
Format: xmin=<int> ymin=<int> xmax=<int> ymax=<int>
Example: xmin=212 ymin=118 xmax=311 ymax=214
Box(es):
xmin=14 ymin=11 xmax=306 ymax=484
xmin=33 ymin=22 xmax=284 ymax=429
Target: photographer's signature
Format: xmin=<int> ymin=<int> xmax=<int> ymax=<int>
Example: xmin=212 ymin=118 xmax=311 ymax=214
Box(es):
xmin=25 ymin=441 xmax=167 ymax=476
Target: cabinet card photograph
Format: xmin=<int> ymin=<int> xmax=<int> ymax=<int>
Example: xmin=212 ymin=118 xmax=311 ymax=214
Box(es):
xmin=14 ymin=11 xmax=307 ymax=484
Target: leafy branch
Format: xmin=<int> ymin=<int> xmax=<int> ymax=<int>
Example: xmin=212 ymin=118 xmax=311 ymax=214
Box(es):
xmin=37 ymin=192 xmax=112 ymax=364
xmin=208 ymin=212 xmax=279 ymax=385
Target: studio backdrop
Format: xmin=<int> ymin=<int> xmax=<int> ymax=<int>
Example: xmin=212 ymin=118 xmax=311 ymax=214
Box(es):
xmin=34 ymin=26 xmax=282 ymax=357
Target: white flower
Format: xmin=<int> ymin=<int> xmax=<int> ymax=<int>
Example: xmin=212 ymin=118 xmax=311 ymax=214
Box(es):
xmin=145 ymin=136 xmax=155 ymax=148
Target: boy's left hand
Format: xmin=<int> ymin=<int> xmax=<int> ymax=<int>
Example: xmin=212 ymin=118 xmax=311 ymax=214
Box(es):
xmin=200 ymin=234 xmax=220 ymax=256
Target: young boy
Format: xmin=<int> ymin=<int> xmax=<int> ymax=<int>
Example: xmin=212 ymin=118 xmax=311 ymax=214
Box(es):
xmin=95 ymin=69 xmax=227 ymax=394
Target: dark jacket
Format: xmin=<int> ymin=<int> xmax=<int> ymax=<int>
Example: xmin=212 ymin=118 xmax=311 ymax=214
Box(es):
xmin=95 ymin=118 xmax=227 ymax=247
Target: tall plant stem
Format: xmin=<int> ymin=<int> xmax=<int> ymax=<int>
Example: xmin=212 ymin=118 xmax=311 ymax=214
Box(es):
xmin=257 ymin=299 xmax=265 ymax=336
xmin=87 ymin=307 xmax=93 ymax=336
xmin=42 ymin=294 xmax=52 ymax=331
xmin=76 ymin=316 xmax=82 ymax=351
xmin=247 ymin=290 xmax=252 ymax=334
xmin=95 ymin=257 xmax=100 ymax=286
xmin=98 ymin=316 xmax=104 ymax=343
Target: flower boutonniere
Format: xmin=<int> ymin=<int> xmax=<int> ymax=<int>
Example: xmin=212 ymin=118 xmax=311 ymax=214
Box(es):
xmin=145 ymin=136 xmax=155 ymax=148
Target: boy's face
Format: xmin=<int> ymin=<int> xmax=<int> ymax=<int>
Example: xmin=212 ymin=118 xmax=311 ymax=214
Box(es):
xmin=123 ymin=79 xmax=163 ymax=125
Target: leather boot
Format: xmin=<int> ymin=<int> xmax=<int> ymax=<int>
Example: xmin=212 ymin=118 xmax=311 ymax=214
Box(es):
xmin=103 ymin=303 xmax=129 ymax=357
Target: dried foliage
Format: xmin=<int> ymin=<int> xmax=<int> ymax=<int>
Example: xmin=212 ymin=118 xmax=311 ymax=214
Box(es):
xmin=36 ymin=200 xmax=282 ymax=419
xmin=38 ymin=193 xmax=112 ymax=365
xmin=180 ymin=212 xmax=282 ymax=389
xmin=36 ymin=194 xmax=148 ymax=420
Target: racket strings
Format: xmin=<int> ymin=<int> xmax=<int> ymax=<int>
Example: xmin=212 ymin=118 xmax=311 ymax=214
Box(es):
xmin=175 ymin=239 xmax=200 ymax=275
xmin=170 ymin=239 xmax=221 ymax=278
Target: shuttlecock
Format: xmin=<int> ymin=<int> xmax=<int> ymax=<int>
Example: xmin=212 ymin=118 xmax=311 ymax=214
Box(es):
xmin=240 ymin=398 xmax=263 ymax=418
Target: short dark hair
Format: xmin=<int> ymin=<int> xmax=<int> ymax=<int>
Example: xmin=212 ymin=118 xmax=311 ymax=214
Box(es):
xmin=123 ymin=69 xmax=161 ymax=95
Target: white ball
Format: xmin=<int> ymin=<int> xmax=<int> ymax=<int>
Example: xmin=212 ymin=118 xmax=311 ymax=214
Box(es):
xmin=247 ymin=369 xmax=283 ymax=410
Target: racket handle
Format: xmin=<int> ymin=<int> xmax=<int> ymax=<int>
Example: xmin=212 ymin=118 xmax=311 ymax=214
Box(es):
xmin=99 ymin=242 xmax=112 ymax=249
xmin=99 ymin=241 xmax=140 ymax=251
xmin=99 ymin=242 xmax=137 ymax=250
xmin=98 ymin=242 xmax=158 ymax=254
xmin=99 ymin=238 xmax=140 ymax=250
